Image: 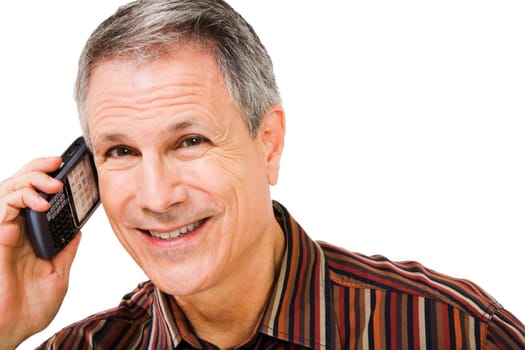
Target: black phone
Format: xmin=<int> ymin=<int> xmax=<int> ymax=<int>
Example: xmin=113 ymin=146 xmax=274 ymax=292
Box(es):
xmin=25 ymin=137 xmax=100 ymax=259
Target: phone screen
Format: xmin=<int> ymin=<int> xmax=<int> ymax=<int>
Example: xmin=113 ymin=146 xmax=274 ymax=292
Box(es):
xmin=67 ymin=153 xmax=99 ymax=224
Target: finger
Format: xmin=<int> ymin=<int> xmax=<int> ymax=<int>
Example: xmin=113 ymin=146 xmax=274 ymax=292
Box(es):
xmin=0 ymin=188 xmax=50 ymax=223
xmin=13 ymin=156 xmax=62 ymax=177
xmin=0 ymin=156 xmax=62 ymax=197
xmin=51 ymin=232 xmax=82 ymax=279
xmin=0 ymin=172 xmax=63 ymax=198
xmin=0 ymin=220 xmax=25 ymax=248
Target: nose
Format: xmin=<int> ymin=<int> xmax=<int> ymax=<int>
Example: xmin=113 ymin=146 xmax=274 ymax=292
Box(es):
xmin=135 ymin=155 xmax=187 ymax=213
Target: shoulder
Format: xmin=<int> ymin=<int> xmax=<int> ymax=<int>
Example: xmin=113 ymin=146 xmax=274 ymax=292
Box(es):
xmin=36 ymin=281 xmax=156 ymax=349
xmin=70 ymin=280 xmax=155 ymax=324
xmin=320 ymin=241 xmax=498 ymax=318
xmin=319 ymin=241 xmax=525 ymax=348
xmin=320 ymin=243 xmax=500 ymax=319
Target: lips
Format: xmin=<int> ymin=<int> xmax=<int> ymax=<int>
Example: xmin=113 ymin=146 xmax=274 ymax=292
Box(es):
xmin=148 ymin=218 xmax=206 ymax=240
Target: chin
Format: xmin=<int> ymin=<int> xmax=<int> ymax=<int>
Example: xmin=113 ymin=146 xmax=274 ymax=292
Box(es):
xmin=143 ymin=263 xmax=209 ymax=297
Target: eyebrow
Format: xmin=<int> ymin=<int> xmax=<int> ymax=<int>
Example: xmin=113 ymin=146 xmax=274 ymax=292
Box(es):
xmin=95 ymin=118 xmax=199 ymax=145
xmin=167 ymin=119 xmax=196 ymax=133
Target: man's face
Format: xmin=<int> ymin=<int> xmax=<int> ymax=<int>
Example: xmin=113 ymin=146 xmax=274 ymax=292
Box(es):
xmin=85 ymin=46 xmax=284 ymax=296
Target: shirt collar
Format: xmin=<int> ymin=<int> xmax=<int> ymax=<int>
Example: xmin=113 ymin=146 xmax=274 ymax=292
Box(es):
xmin=257 ymin=201 xmax=333 ymax=349
xmin=151 ymin=201 xmax=333 ymax=349
xmin=153 ymin=289 xmax=203 ymax=348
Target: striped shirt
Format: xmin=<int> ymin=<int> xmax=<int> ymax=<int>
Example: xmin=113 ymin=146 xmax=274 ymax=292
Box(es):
xmin=38 ymin=202 xmax=525 ymax=349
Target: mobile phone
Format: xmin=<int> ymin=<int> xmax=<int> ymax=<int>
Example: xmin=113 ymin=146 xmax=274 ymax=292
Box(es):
xmin=25 ymin=137 xmax=100 ymax=259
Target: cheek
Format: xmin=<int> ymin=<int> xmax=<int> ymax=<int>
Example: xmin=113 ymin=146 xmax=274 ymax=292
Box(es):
xmin=196 ymin=152 xmax=252 ymax=199
xmin=98 ymin=170 xmax=134 ymax=218
xmin=201 ymin=148 xmax=271 ymax=222
xmin=97 ymin=171 xmax=141 ymax=255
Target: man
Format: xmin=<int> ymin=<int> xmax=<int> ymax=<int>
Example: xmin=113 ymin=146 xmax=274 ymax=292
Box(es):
xmin=0 ymin=0 xmax=523 ymax=349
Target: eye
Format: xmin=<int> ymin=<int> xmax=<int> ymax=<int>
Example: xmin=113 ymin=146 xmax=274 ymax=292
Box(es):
xmin=174 ymin=135 xmax=212 ymax=160
xmin=105 ymin=145 xmax=138 ymax=158
xmin=180 ymin=135 xmax=209 ymax=148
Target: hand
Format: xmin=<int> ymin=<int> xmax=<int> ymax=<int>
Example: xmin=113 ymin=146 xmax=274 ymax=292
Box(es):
xmin=0 ymin=157 xmax=81 ymax=349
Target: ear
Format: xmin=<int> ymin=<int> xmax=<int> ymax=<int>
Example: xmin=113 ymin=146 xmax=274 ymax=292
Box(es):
xmin=258 ymin=105 xmax=286 ymax=185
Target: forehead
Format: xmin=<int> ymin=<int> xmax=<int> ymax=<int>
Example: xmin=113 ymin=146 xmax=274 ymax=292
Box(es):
xmin=85 ymin=45 xmax=234 ymax=118
xmin=88 ymin=45 xmax=222 ymax=95
xmin=84 ymin=45 xmax=245 ymax=144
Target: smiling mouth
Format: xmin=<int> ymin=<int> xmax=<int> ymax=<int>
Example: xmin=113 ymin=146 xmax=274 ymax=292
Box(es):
xmin=148 ymin=219 xmax=206 ymax=240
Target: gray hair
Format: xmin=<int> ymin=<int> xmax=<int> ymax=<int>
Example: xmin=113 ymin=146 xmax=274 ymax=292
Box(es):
xmin=75 ymin=0 xmax=281 ymax=147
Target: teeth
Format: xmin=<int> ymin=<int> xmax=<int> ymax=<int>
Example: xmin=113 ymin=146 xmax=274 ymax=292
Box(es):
xmin=149 ymin=219 xmax=204 ymax=240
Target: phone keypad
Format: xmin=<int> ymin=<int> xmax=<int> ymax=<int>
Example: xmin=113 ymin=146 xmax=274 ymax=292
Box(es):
xmin=46 ymin=190 xmax=76 ymax=249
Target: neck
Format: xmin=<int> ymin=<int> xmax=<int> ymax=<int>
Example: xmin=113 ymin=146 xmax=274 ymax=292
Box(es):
xmin=174 ymin=216 xmax=285 ymax=348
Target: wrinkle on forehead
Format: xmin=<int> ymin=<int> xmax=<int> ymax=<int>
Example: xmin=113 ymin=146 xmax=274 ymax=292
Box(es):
xmin=85 ymin=47 xmax=238 ymax=141
xmin=87 ymin=58 xmax=222 ymax=116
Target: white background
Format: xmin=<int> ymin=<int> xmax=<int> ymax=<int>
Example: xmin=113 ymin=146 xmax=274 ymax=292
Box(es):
xmin=0 ymin=1 xmax=523 ymax=348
